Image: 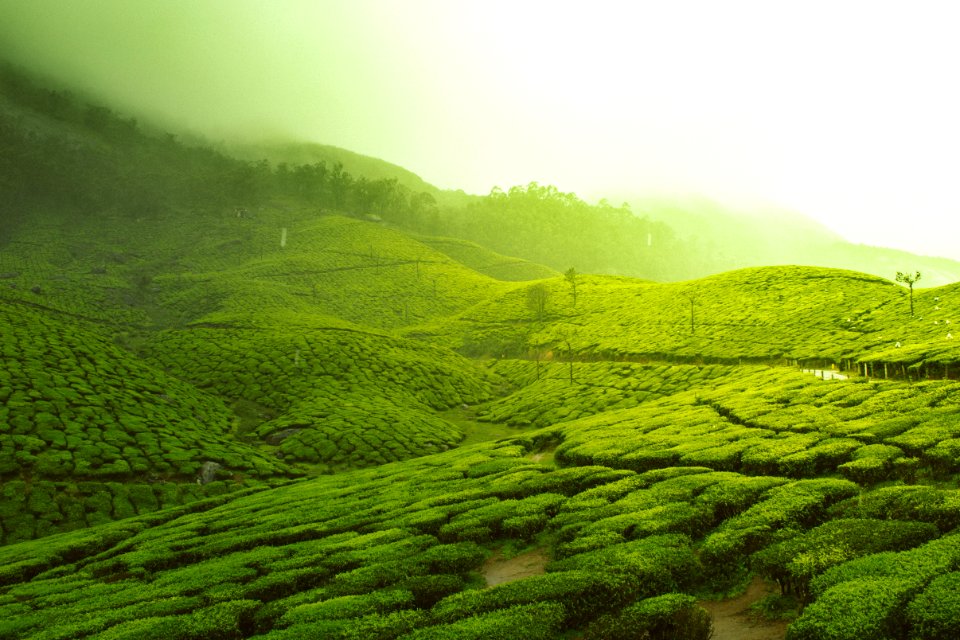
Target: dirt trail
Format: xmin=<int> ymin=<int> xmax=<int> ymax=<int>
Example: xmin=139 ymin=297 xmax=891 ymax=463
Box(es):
xmin=699 ymin=576 xmax=790 ymax=640
xmin=481 ymin=548 xmax=549 ymax=587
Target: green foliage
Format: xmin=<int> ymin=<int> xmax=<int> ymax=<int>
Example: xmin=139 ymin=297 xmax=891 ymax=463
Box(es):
xmin=418 ymin=236 xmax=558 ymax=281
xmin=700 ymin=479 xmax=859 ymax=572
xmin=548 ymin=534 xmax=700 ymax=595
xmin=584 ymin=593 xmax=713 ymax=640
xmin=751 ymin=518 xmax=939 ymax=603
xmin=810 ymin=533 xmax=960 ymax=597
xmin=786 ymin=577 xmax=913 ymax=640
xmin=430 ymin=570 xmax=634 ymax=627
xmin=827 ymin=485 xmax=960 ymax=532
xmin=399 ymin=602 xmax=566 ymax=640
xmin=279 ymin=588 xmax=414 ymax=626
xmin=442 ymin=182 xmax=680 ymax=280
xmin=906 ymin=571 xmax=960 ymax=640
xmin=0 ymin=303 xmax=289 ymax=498
xmin=8 ymin=64 xmax=960 ymax=640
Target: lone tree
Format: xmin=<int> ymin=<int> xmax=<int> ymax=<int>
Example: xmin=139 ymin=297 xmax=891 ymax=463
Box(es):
xmin=564 ymin=267 xmax=579 ymax=307
xmin=526 ymin=329 xmax=548 ymax=380
xmin=682 ymin=291 xmax=699 ymax=335
xmin=895 ymin=271 xmax=922 ymax=316
xmin=557 ymin=324 xmax=578 ymax=385
xmin=527 ymin=284 xmax=549 ymax=321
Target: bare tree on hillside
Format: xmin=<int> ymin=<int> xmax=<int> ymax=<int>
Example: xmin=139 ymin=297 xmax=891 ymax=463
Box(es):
xmin=527 ymin=284 xmax=549 ymax=322
xmin=682 ymin=291 xmax=699 ymax=335
xmin=557 ymin=324 xmax=578 ymax=385
xmin=564 ymin=267 xmax=579 ymax=307
xmin=895 ymin=271 xmax=921 ymax=316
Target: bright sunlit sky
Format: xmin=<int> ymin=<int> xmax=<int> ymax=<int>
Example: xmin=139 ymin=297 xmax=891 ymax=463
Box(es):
xmin=1 ymin=1 xmax=959 ymax=258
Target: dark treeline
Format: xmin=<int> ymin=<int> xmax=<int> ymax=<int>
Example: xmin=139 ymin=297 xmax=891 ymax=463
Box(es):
xmin=0 ymin=84 xmax=436 ymax=233
xmin=437 ymin=183 xmax=683 ymax=279
xmin=0 ymin=65 xmax=435 ymax=225
xmin=0 ymin=67 xmax=235 ymax=215
xmin=0 ymin=63 xmax=702 ymax=279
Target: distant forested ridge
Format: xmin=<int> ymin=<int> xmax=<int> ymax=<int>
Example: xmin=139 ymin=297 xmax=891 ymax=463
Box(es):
xmin=0 ymin=64 xmax=443 ymax=235
xmin=5 ymin=62 xmax=960 ymax=285
xmin=0 ymin=64 xmax=695 ymax=281
xmin=435 ymin=183 xmax=685 ymax=280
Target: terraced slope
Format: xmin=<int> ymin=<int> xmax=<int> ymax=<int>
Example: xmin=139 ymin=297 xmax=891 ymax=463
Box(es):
xmin=416 ymin=236 xmax=558 ymax=282
xmin=0 ymin=302 xmax=291 ymax=480
xmin=856 ymin=282 xmax=960 ymax=374
xmin=552 ymin=366 xmax=960 ymax=482
xmin=4 ymin=186 xmax=960 ymax=638
xmin=4 ymin=364 xmax=960 ymax=639
xmin=0 ymin=301 xmax=292 ymax=544
xmin=408 ymin=265 xmax=960 ymax=371
xmin=0 ymin=210 xmax=515 ymax=330
xmin=140 ymin=325 xmax=497 ymax=470
xmin=0 ymin=209 xmax=546 ymax=544
xmin=152 ymin=216 xmax=515 ymax=330
xmin=478 ymin=361 xmax=736 ymax=429
xmin=7 ymin=64 xmax=960 ymax=640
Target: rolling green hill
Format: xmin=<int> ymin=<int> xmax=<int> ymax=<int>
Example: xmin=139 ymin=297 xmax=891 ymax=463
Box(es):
xmin=5 ymin=63 xmax=960 ymax=640
xmin=415 ymin=236 xmax=559 ymax=282
xmin=406 ymin=264 xmax=960 ymax=377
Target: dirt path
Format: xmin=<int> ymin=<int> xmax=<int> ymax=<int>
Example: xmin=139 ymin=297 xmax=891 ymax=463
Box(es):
xmin=481 ymin=547 xmax=549 ymax=587
xmin=699 ymin=576 xmax=790 ymax=640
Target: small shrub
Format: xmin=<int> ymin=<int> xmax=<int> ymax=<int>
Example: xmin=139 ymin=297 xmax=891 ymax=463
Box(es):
xmin=584 ymin=593 xmax=712 ymax=640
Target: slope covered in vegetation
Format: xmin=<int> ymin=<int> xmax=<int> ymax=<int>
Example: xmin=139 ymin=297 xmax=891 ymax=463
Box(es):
xmin=6 ymin=63 xmax=960 ymax=640
xmin=410 ymin=264 xmax=960 ymax=375
xmin=5 ymin=367 xmax=960 ymax=639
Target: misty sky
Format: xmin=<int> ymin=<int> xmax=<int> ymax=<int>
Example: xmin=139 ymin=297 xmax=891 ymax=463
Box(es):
xmin=1 ymin=1 xmax=959 ymax=259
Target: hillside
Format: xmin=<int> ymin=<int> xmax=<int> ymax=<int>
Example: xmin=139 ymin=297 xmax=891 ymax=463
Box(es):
xmin=5 ymin=60 xmax=960 ymax=286
xmin=5 ymin=64 xmax=960 ymax=640
xmin=405 ymin=264 xmax=960 ymax=372
xmin=227 ymin=141 xmax=475 ymax=210
xmin=627 ymin=194 xmax=960 ymax=287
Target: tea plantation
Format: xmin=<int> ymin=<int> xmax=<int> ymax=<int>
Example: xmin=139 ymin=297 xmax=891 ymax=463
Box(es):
xmin=6 ymin=205 xmax=960 ymax=638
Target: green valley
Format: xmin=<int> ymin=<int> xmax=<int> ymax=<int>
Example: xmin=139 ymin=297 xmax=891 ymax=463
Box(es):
xmin=3 ymin=62 xmax=960 ymax=640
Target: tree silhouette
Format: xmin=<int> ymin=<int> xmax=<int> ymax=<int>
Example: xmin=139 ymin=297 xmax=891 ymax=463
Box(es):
xmin=557 ymin=324 xmax=577 ymax=385
xmin=527 ymin=284 xmax=549 ymax=321
xmin=895 ymin=271 xmax=922 ymax=316
xmin=564 ymin=267 xmax=579 ymax=306
xmin=682 ymin=291 xmax=699 ymax=335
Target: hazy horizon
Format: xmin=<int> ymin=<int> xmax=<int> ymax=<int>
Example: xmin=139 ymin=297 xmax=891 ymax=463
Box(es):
xmin=1 ymin=0 xmax=959 ymax=260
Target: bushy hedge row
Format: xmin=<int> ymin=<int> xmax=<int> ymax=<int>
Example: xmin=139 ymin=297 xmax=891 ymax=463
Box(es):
xmin=584 ymin=593 xmax=712 ymax=640
xmin=260 ymin=392 xmax=464 ymax=468
xmin=0 ymin=479 xmax=259 ymax=545
xmin=477 ymin=362 xmax=733 ymax=429
xmin=549 ymin=367 xmax=960 ymax=484
xmin=752 ymin=518 xmax=939 ymax=603
xmin=700 ymin=479 xmax=858 ymax=572
xmin=397 ymin=602 xmax=566 ymax=640
xmin=143 ymin=325 xmax=493 ymax=417
xmin=907 ymin=571 xmax=960 ymax=640
xmin=827 ymin=484 xmax=960 ymax=532
xmin=787 ymin=533 xmax=960 ymax=639
xmin=0 ymin=304 xmax=288 ymax=486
